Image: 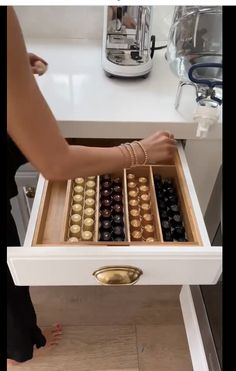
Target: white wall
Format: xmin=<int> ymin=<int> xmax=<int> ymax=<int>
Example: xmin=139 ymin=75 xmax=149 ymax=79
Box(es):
xmin=14 ymin=6 xmax=174 ymax=42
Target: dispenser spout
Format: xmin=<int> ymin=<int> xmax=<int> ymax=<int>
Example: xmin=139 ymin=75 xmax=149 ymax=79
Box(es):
xmin=193 ymin=105 xmax=220 ymax=138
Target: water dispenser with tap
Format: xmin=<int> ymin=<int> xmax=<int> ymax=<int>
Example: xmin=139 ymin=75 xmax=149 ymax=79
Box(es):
xmin=166 ymin=6 xmax=222 ymax=138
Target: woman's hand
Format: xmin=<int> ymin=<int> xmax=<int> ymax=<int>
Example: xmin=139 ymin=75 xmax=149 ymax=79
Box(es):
xmin=139 ymin=131 xmax=177 ymax=163
xmin=28 ymin=53 xmax=48 ymax=76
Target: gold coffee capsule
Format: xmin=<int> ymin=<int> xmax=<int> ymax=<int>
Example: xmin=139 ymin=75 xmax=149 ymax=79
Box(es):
xmin=74 ymin=185 xmax=84 ymax=195
xmin=140 ymin=193 xmax=151 ymax=202
xmin=85 ymin=198 xmax=95 ymax=208
xmin=139 ymin=185 xmax=150 ymax=194
xmin=146 ymin=237 xmax=155 ymax=243
xmin=87 ymin=176 xmax=96 ymax=180
xmin=128 ymin=190 xmax=139 ymax=198
xmin=129 ymin=199 xmax=139 ymax=209
xmin=142 ymin=213 xmax=153 ymax=226
xmin=128 ymin=181 xmax=137 ymax=190
xmin=68 ymin=237 xmax=79 ymax=243
xmin=140 ymin=203 xmax=151 ymax=215
xmin=86 ymin=180 xmax=96 ymax=189
xmin=130 ymin=219 xmax=141 ymax=231
xmin=70 ymin=224 xmax=81 ymax=237
xmin=81 ymin=230 xmax=93 ymax=241
xmin=83 ymin=218 xmax=94 ymax=232
xmin=143 ymin=224 xmax=155 ymax=239
xmin=127 ymin=173 xmax=136 ymax=180
xmin=74 ymin=177 xmax=85 ymax=186
xmin=70 ymin=214 xmax=82 ymax=225
xmin=72 ymin=203 xmax=83 ymax=214
xmin=73 ymin=194 xmax=83 ymax=204
xmin=131 ymin=230 xmax=142 ymax=241
xmin=85 ymin=189 xmax=96 ymax=198
xmin=138 ymin=177 xmax=148 ymax=185
xmin=130 ymin=208 xmax=141 ymax=218
xmin=84 ymin=207 xmax=95 ymax=218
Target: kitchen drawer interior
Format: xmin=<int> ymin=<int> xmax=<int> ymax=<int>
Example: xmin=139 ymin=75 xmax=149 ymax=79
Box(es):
xmin=32 ymin=152 xmax=202 ymax=247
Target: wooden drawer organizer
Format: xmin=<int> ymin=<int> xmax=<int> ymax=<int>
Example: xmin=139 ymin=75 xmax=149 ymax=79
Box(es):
xmin=32 ymin=153 xmax=202 ymax=247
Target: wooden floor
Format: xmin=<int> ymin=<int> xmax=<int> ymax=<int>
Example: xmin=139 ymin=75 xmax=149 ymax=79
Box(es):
xmin=8 ymin=286 xmax=193 ymax=371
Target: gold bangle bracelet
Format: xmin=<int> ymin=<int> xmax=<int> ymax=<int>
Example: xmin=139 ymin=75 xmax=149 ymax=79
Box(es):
xmin=125 ymin=143 xmax=135 ymax=167
xmin=126 ymin=142 xmax=137 ymax=166
xmin=120 ymin=144 xmax=133 ymax=167
xmin=133 ymin=141 xmax=148 ymax=165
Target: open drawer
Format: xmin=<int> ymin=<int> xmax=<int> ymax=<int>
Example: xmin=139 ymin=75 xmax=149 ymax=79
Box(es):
xmin=7 ymin=143 xmax=222 ymax=286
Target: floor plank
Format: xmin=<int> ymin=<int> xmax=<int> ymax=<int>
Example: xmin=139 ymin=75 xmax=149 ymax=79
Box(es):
xmin=136 ymin=325 xmax=193 ymax=371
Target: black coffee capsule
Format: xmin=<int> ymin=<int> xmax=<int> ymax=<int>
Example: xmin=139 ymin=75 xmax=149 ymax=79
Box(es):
xmin=168 ymin=195 xmax=178 ymax=205
xmin=170 ymin=214 xmax=183 ymax=228
xmin=161 ymin=220 xmax=171 ymax=230
xmin=101 ymin=189 xmax=112 ymax=199
xmin=163 ymin=179 xmax=173 ymax=188
xmin=172 ymin=226 xmax=186 ymax=241
xmin=163 ymin=230 xmax=173 ymax=241
xmin=113 ymin=185 xmax=122 ymax=194
xmin=113 ymin=203 xmax=123 ymax=214
xmin=160 ymin=210 xmax=169 ymax=220
xmin=101 ymin=208 xmax=112 ymax=220
xmin=169 ymin=204 xmax=180 ymax=215
xmin=101 ymin=198 xmax=112 ymax=209
xmin=113 ymin=177 xmax=122 ymax=186
xmin=101 ymin=174 xmax=111 ymax=182
xmin=158 ymin=200 xmax=167 ymax=210
xmin=113 ymin=194 xmax=123 ymax=204
xmin=102 ymin=181 xmax=112 ymax=190
xmin=113 ymin=214 xmax=124 ymax=226
xmin=100 ymin=231 xmax=112 ymax=241
xmin=100 ymin=220 xmax=112 ymax=231
xmin=156 ymin=190 xmax=164 ymax=200
xmin=113 ymin=225 xmax=125 ymax=238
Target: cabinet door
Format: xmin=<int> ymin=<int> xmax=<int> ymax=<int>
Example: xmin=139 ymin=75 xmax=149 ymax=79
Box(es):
xmin=7 ymin=144 xmax=222 ymax=286
xmin=10 ymin=170 xmax=38 ymax=245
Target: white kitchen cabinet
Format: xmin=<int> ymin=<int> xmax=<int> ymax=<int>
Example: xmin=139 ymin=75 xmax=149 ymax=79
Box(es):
xmin=10 ymin=167 xmax=39 ymax=245
xmin=7 ymin=143 xmax=222 ymax=286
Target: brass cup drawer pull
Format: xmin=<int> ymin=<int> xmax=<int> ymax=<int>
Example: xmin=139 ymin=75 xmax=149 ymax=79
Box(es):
xmin=93 ymin=266 xmax=143 ymax=286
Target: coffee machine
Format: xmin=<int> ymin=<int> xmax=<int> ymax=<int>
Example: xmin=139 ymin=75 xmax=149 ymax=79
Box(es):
xmin=102 ymin=6 xmax=156 ymax=78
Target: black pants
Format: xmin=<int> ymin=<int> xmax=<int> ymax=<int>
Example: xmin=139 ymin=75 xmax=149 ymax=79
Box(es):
xmin=7 ymin=204 xmax=46 ymax=362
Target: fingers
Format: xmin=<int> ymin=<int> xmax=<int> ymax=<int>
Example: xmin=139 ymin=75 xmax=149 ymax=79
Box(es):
xmin=31 ymin=61 xmax=48 ymax=75
xmin=29 ymin=52 xmax=48 ymax=66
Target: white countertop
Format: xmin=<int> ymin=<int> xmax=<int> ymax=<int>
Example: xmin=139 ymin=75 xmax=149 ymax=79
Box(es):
xmin=27 ymin=38 xmax=222 ymax=139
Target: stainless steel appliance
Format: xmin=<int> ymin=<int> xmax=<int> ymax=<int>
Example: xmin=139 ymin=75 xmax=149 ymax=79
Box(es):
xmin=102 ymin=6 xmax=156 ymax=78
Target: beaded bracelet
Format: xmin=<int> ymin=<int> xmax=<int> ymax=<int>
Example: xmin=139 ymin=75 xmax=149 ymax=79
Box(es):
xmin=133 ymin=141 xmax=148 ymax=165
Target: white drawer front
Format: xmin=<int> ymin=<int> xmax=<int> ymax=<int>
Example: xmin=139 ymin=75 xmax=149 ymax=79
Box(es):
xmin=7 ymin=144 xmax=222 ymax=286
xmin=8 ymin=246 xmax=221 ymax=286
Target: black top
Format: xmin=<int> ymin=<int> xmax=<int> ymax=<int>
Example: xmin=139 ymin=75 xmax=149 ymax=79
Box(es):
xmin=7 ymin=135 xmax=28 ymax=201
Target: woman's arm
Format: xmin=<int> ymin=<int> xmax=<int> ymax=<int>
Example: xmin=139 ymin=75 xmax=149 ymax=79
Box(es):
xmin=7 ymin=7 xmax=176 ymax=180
xmin=7 ymin=7 xmax=129 ymax=180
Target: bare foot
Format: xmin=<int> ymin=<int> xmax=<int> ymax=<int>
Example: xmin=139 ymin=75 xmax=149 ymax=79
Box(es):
xmin=7 ymin=359 xmax=20 ymax=367
xmin=34 ymin=323 xmax=63 ymax=356
xmin=7 ymin=323 xmax=63 ymax=367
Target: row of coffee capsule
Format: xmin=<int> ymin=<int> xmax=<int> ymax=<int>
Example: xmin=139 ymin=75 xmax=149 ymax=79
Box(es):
xmin=153 ymin=175 xmax=188 ymax=242
xmin=67 ymin=176 xmax=97 ymax=242
xmin=98 ymin=174 xmax=126 ymax=241
xmin=127 ymin=173 xmax=156 ymax=242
